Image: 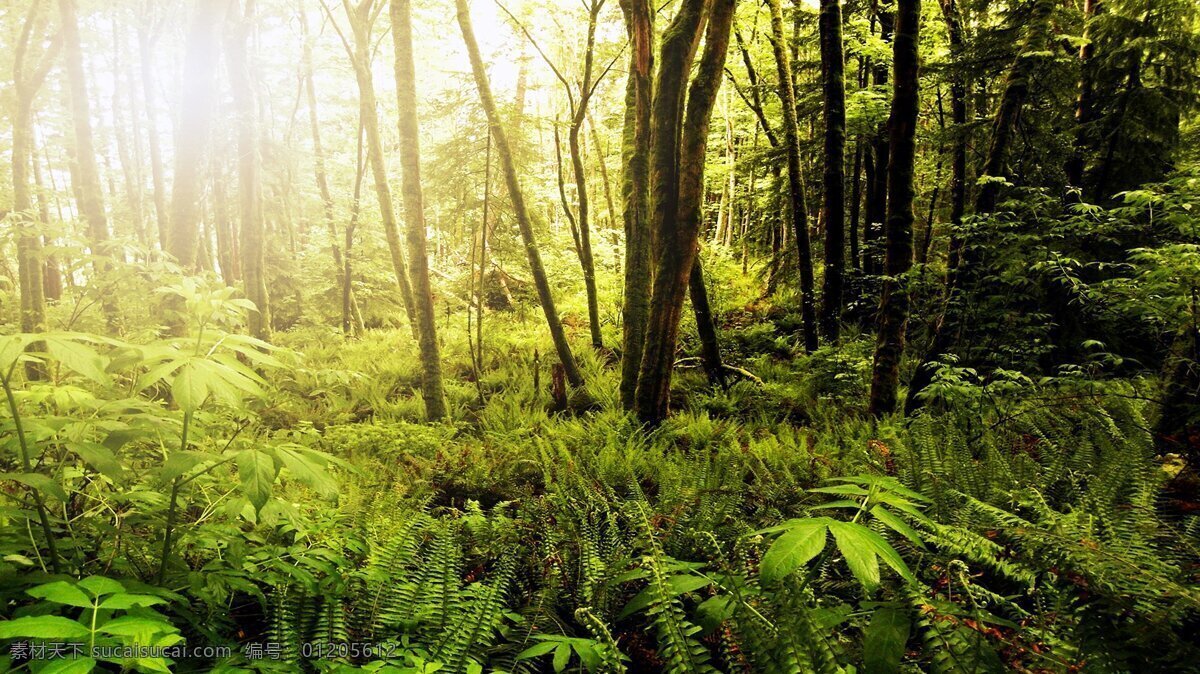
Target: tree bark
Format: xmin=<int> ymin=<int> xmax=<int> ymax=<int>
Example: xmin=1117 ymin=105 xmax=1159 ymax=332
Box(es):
xmin=767 ymin=0 xmax=818 ymax=352
xmin=227 ymin=0 xmax=269 ymax=339
xmin=168 ymin=0 xmax=224 ymax=270
xmin=867 ymin=0 xmax=920 ymax=417
xmin=863 ymin=0 xmax=893 ymax=276
xmin=618 ymin=0 xmax=655 ymax=410
xmin=390 ymin=0 xmax=447 ymax=420
xmin=456 ymin=0 xmax=585 ymax=389
xmin=1065 ymin=0 xmax=1100 ymax=191
xmin=138 ymin=20 xmax=169 ymax=250
xmin=939 ymin=0 xmax=968 ymax=275
xmin=819 ymin=0 xmax=847 ymax=341
xmin=634 ymin=0 xmax=736 ymax=423
xmin=59 ymin=0 xmax=111 ymax=267
xmin=690 ymin=257 xmax=727 ymax=388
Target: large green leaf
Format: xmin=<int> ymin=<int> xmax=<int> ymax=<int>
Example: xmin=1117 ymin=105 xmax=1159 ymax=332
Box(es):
xmin=37 ymin=656 xmax=97 ymax=673
xmin=618 ymin=574 xmax=713 ymax=619
xmin=828 ymin=520 xmax=882 ymax=590
xmin=862 ymin=607 xmax=911 ymax=674
xmin=760 ymin=518 xmax=829 ymax=583
xmin=171 ymin=361 xmax=209 ymax=412
xmin=26 ymin=581 xmax=93 ymax=609
xmin=270 ymin=444 xmax=337 ymax=496
xmin=0 ymin=615 xmax=90 ymax=639
xmin=1 ymin=472 xmax=68 ymax=502
xmin=237 ymin=450 xmax=278 ymax=513
xmin=67 ymin=441 xmax=126 ymax=479
xmin=44 ymin=336 xmax=109 ymax=384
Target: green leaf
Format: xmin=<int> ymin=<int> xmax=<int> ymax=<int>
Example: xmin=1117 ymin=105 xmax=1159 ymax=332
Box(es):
xmin=38 ymin=657 xmax=97 ymax=674
xmin=77 ymin=576 xmax=125 ymax=598
xmin=99 ymin=593 xmax=167 ymax=610
xmin=98 ymin=615 xmax=175 ymax=638
xmin=870 ymin=506 xmax=926 ymax=549
xmin=760 ymin=518 xmax=828 ymax=583
xmin=67 ymin=441 xmax=126 ymax=479
xmin=515 ymin=640 xmax=560 ymax=660
xmin=171 ymin=361 xmax=209 ymax=412
xmin=862 ymin=607 xmax=911 ymax=674
xmin=44 ymin=337 xmax=109 ymax=384
xmin=1 ymin=472 xmax=68 ymax=502
xmin=270 ymin=444 xmax=337 ymax=496
xmin=237 ymin=450 xmax=278 ymax=513
xmin=552 ymin=642 xmax=571 ymax=672
xmin=0 ymin=615 xmax=90 ymax=639
xmin=618 ymin=574 xmax=713 ymax=619
xmin=828 ymin=521 xmax=881 ymax=590
xmin=27 ymin=581 xmax=93 ymax=608
xmin=0 ymin=334 xmax=38 ymax=376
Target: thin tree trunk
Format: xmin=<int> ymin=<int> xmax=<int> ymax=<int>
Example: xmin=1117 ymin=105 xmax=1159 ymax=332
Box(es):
xmin=588 ymin=114 xmax=617 ymax=230
xmin=456 ymin=0 xmax=585 ymax=389
xmin=227 ymin=0 xmax=269 ymax=339
xmin=634 ymin=0 xmax=736 ymax=423
xmin=138 ymin=19 xmax=169 ymax=250
xmin=59 ymin=0 xmax=111 ymax=269
xmin=168 ymin=0 xmax=223 ymax=270
xmin=31 ymin=143 xmax=62 ymax=302
xmin=343 ymin=121 xmax=366 ymax=336
xmin=690 ymin=257 xmax=726 ymax=388
xmin=864 ymin=0 xmax=893 ymax=276
xmin=390 ymin=0 xmax=447 ymax=420
xmin=1066 ymin=0 xmax=1100 ymax=192
xmin=868 ymin=0 xmax=920 ymax=417
xmin=767 ymin=0 xmax=818 ymax=353
xmin=940 ymin=0 xmax=968 ymax=275
xmin=849 ymin=140 xmax=863 ymax=271
xmin=618 ymin=0 xmax=655 ymax=409
xmin=819 ymin=0 xmax=847 ymax=341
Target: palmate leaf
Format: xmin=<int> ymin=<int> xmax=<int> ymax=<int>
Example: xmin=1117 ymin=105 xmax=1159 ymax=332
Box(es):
xmin=619 ymin=574 xmax=713 ymax=619
xmin=270 ymin=444 xmax=337 ymax=496
xmin=27 ymin=581 xmax=93 ymax=608
xmin=1 ymin=472 xmax=69 ymax=501
xmin=760 ymin=518 xmax=829 ymax=583
xmin=43 ymin=336 xmax=109 ymax=384
xmin=237 ymin=449 xmax=278 ymax=513
xmin=862 ymin=607 xmax=912 ymax=674
xmin=171 ymin=361 xmax=209 ymax=412
xmin=0 ymin=334 xmax=39 ymax=376
xmin=828 ymin=521 xmax=915 ymax=591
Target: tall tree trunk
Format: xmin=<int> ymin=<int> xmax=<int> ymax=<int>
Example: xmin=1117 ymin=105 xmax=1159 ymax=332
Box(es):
xmin=819 ymin=0 xmax=847 ymax=341
xmin=31 ymin=143 xmax=62 ymax=302
xmin=168 ymin=0 xmax=224 ymax=270
xmin=618 ymin=0 xmax=655 ymax=409
xmin=1065 ymin=0 xmax=1100 ymax=192
xmin=338 ymin=0 xmax=418 ymax=333
xmin=588 ymin=114 xmax=617 ymax=230
xmin=227 ymin=0 xmax=269 ymax=339
xmin=59 ymin=0 xmax=111 ymax=267
xmin=634 ymin=0 xmax=736 ymax=423
xmin=905 ymin=0 xmax=1055 ymax=414
xmin=863 ymin=0 xmax=893 ymax=276
xmin=690 ymin=256 xmax=727 ymax=388
xmin=767 ymin=0 xmax=818 ymax=352
xmin=390 ymin=0 xmax=447 ymax=420
xmin=849 ymin=141 xmax=863 ymax=270
xmin=456 ymin=0 xmax=585 ymax=389
xmin=138 ymin=22 xmax=169 ymax=250
xmin=868 ymin=0 xmax=921 ymax=417
xmin=939 ymin=0 xmax=968 ymax=275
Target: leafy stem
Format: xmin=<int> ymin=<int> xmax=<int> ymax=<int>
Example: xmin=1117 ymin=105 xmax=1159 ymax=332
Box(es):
xmin=2 ymin=365 xmax=61 ymax=573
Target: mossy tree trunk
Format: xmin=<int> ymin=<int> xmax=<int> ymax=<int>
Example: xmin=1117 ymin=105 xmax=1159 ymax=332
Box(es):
xmin=767 ymin=0 xmax=818 ymax=353
xmin=456 ymin=0 xmax=585 ymax=389
xmin=819 ymin=0 xmax=847 ymax=341
xmin=390 ymin=0 xmax=447 ymax=421
xmin=618 ymin=0 xmax=655 ymax=410
xmin=634 ymin=0 xmax=737 ymax=423
xmin=863 ymin=0 xmax=893 ymax=277
xmin=868 ymin=0 xmax=921 ymax=417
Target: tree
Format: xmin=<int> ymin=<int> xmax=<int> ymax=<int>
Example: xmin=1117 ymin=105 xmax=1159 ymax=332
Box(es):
xmin=618 ymin=0 xmax=654 ymax=409
xmin=868 ymin=0 xmax=920 ymax=417
xmin=819 ymin=0 xmax=847 ymax=341
xmin=11 ymin=0 xmax=60 ymax=379
xmin=633 ymin=0 xmax=737 ymax=423
xmin=766 ymin=0 xmax=817 ymax=352
xmin=325 ymin=0 xmax=418 ymax=333
xmin=227 ymin=0 xmax=269 ymax=339
xmin=168 ymin=0 xmax=224 ymax=270
xmin=59 ymin=0 xmax=112 ymax=267
xmin=456 ymin=0 xmax=585 ymax=389
xmin=863 ymin=0 xmax=893 ymax=276
xmin=390 ymin=0 xmax=447 ymax=420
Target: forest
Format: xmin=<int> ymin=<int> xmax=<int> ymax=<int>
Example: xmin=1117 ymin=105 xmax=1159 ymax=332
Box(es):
xmin=1 ymin=0 xmax=1199 ymax=671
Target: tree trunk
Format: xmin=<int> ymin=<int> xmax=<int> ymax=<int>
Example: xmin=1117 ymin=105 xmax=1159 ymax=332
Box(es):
xmin=819 ymin=0 xmax=847 ymax=341
xmin=634 ymin=0 xmax=736 ymax=423
xmin=339 ymin=0 xmax=418 ymax=333
xmin=168 ymin=0 xmax=223 ymax=270
xmin=618 ymin=0 xmax=655 ymax=410
xmin=863 ymin=0 xmax=893 ymax=276
xmin=767 ymin=0 xmax=818 ymax=352
xmin=905 ymin=0 xmax=1055 ymax=414
xmin=690 ymin=257 xmax=726 ymax=388
xmin=456 ymin=0 xmax=585 ymax=389
xmin=227 ymin=0 xmax=269 ymax=339
xmin=868 ymin=0 xmax=920 ymax=417
xmin=939 ymin=0 xmax=968 ymax=275
xmin=59 ymin=0 xmax=111 ymax=267
xmin=1065 ymin=0 xmax=1100 ymax=191
xmin=849 ymin=140 xmax=863 ymax=271
xmin=138 ymin=23 xmax=169 ymax=250
xmin=31 ymin=143 xmax=62 ymax=302
xmin=390 ymin=0 xmax=447 ymax=421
